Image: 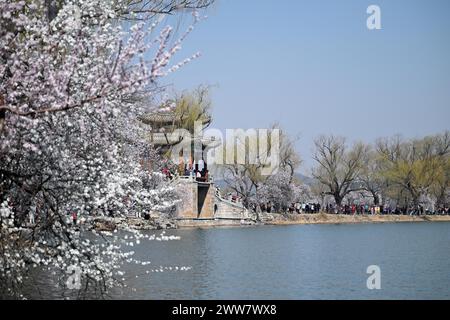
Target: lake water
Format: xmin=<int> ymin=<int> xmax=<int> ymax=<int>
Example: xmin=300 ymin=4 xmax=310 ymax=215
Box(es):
xmin=114 ymin=222 xmax=450 ymax=300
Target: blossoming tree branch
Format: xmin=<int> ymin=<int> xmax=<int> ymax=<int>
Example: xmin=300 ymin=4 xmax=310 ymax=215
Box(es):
xmin=0 ymin=0 xmax=211 ymax=299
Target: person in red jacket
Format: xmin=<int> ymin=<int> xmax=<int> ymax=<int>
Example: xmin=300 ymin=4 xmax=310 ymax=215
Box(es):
xmin=72 ymin=211 xmax=78 ymax=226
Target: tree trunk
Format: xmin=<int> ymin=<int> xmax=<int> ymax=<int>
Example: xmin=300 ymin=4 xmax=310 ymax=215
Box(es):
xmin=0 ymin=109 xmax=4 ymax=134
xmin=372 ymin=192 xmax=380 ymax=206
xmin=0 ymin=95 xmax=4 ymax=133
xmin=45 ymin=0 xmax=59 ymax=22
xmin=334 ymin=194 xmax=343 ymax=207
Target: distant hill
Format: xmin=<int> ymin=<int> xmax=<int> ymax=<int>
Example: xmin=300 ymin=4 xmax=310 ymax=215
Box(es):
xmin=213 ymin=178 xmax=228 ymax=189
xmin=212 ymin=172 xmax=316 ymax=189
xmin=294 ymin=173 xmax=316 ymax=186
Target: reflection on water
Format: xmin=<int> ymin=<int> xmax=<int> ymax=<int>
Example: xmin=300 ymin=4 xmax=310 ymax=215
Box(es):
xmin=25 ymin=222 xmax=450 ymax=299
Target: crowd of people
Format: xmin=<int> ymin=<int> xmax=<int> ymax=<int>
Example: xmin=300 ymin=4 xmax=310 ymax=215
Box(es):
xmin=248 ymin=202 xmax=323 ymax=214
xmin=161 ymin=161 xmax=210 ymax=182
xmin=244 ymin=198 xmax=450 ymax=216
xmin=322 ymin=203 xmax=450 ymax=215
xmin=274 ymin=202 xmax=450 ymax=215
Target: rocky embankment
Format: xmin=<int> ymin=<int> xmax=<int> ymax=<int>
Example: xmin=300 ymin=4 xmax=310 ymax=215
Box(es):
xmin=88 ymin=212 xmax=450 ymax=232
xmin=262 ymin=212 xmax=450 ymax=225
xmin=90 ymin=213 xmax=177 ymax=232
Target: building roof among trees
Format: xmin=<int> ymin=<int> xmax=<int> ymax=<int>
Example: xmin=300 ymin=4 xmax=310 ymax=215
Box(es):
xmin=139 ymin=111 xmax=179 ymax=125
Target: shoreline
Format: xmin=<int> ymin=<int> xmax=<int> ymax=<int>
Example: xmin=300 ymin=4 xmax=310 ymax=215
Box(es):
xmin=91 ymin=213 xmax=450 ymax=232
xmin=174 ymin=213 xmax=450 ymax=229
xmin=265 ymin=213 xmax=450 ymax=226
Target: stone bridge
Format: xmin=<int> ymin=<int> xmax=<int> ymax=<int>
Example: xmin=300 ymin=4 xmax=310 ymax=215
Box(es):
xmin=173 ymin=176 xmax=251 ymax=225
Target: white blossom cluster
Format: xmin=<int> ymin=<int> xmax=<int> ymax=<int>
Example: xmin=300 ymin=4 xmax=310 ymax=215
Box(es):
xmin=0 ymin=0 xmax=200 ymax=298
xmin=253 ymin=169 xmax=310 ymax=212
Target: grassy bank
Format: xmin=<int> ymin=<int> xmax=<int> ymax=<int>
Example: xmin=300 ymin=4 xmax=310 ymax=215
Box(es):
xmin=266 ymin=213 xmax=450 ymax=225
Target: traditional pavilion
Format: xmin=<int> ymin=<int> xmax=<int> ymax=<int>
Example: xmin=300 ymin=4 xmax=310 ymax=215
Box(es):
xmin=139 ymin=106 xmax=216 ymax=179
xmin=139 ymin=106 xmax=250 ymax=224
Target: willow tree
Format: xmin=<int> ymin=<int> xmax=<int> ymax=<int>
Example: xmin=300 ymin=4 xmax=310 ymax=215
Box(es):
xmin=376 ymin=132 xmax=449 ymax=209
xmin=358 ymin=146 xmax=387 ymax=205
xmin=430 ymin=132 xmax=450 ymax=208
xmin=174 ymin=85 xmax=213 ymax=134
xmin=312 ymin=135 xmax=368 ymax=206
xmin=222 ymin=125 xmax=301 ymax=211
xmin=431 ymin=155 xmax=450 ymax=209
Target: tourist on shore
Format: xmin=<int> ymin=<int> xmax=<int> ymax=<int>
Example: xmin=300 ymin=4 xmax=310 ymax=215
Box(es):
xmin=162 ymin=167 xmax=172 ymax=180
xmin=72 ymin=211 xmax=78 ymax=226
xmin=29 ymin=206 xmax=36 ymax=225
xmin=326 ymin=204 xmax=332 ymax=214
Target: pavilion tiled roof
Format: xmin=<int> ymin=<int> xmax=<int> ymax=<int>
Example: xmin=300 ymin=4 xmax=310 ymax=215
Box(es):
xmin=139 ymin=111 xmax=179 ymax=125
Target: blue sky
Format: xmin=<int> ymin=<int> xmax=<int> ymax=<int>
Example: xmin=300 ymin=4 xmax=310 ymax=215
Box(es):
xmin=162 ymin=0 xmax=450 ymax=172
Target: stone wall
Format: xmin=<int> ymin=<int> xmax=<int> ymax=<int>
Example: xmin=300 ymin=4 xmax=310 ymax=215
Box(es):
xmin=214 ymin=196 xmax=249 ymax=220
xmin=174 ymin=179 xmax=250 ymax=221
xmin=197 ymin=184 xmax=215 ymax=218
xmin=175 ymin=180 xmax=197 ymax=219
xmin=175 ymin=180 xmax=215 ymax=219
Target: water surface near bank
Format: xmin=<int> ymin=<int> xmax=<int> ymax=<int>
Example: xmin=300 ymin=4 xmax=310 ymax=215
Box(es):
xmin=114 ymin=222 xmax=450 ymax=299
